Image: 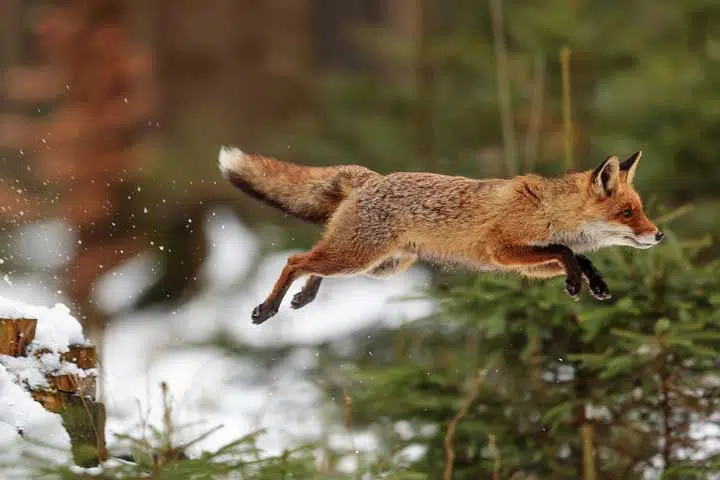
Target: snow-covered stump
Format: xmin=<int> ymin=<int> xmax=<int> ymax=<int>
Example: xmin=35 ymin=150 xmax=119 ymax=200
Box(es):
xmin=0 ymin=317 xmax=36 ymax=356
xmin=0 ymin=300 xmax=107 ymax=469
xmin=30 ymin=344 xmax=107 ymax=468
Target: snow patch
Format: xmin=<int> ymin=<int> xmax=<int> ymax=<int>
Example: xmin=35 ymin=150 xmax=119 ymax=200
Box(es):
xmin=11 ymin=219 xmax=74 ymax=270
xmin=0 ymin=296 xmax=85 ymax=351
xmin=92 ymin=252 xmax=160 ymax=315
xmin=199 ymin=206 xmax=259 ymax=288
xmin=0 ymin=295 xmax=89 ymax=473
xmin=0 ymin=364 xmax=72 ymax=469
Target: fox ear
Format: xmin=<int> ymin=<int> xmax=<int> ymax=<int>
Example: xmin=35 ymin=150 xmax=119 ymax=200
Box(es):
xmin=619 ymin=151 xmax=642 ymax=184
xmin=591 ymin=155 xmax=620 ymax=197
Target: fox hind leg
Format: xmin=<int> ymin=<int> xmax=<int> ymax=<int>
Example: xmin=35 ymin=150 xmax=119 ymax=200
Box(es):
xmin=289 ymin=252 xmax=416 ymax=312
xmin=252 ymin=199 xmax=398 ymax=323
xmin=290 ymin=275 xmax=323 ymax=310
xmin=252 ymin=252 xmax=306 ymax=324
xmin=252 ymin=239 xmax=392 ymax=324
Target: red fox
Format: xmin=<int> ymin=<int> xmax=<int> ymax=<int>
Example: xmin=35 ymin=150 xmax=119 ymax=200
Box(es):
xmin=218 ymin=148 xmax=663 ymax=324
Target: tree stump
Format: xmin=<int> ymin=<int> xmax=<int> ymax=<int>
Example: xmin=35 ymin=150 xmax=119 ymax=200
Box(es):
xmin=0 ymin=317 xmax=107 ymax=467
xmin=0 ymin=317 xmax=37 ymax=356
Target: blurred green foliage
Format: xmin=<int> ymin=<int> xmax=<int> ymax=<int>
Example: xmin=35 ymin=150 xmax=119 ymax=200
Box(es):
xmin=309 ymin=227 xmax=720 ymax=478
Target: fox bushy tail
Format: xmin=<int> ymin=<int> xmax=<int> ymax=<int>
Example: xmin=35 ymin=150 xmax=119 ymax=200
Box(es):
xmin=218 ymin=147 xmax=380 ymax=224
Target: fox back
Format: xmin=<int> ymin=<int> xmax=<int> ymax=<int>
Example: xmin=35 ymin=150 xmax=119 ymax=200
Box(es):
xmin=322 ymin=153 xmax=657 ymax=266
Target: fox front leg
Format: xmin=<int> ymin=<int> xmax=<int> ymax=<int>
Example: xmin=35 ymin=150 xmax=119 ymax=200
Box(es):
xmin=575 ymin=255 xmax=611 ymax=301
xmin=494 ymin=244 xmax=583 ymax=301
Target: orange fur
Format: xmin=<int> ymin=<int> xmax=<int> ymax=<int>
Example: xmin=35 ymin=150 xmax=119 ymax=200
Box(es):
xmin=218 ymin=148 xmax=661 ymax=324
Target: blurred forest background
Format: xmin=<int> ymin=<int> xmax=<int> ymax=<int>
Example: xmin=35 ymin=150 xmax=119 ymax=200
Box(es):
xmin=1 ymin=0 xmax=719 ymax=479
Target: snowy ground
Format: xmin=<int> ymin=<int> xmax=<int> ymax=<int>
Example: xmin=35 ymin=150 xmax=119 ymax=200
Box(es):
xmin=0 ymin=297 xmax=87 ymax=474
xmin=0 ymin=208 xmax=435 ymax=470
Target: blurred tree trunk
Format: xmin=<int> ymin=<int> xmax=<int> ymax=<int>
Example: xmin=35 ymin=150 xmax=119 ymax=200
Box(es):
xmin=0 ymin=0 xmax=19 ymax=69
xmin=152 ymin=0 xmax=313 ymax=147
xmin=415 ymin=0 xmax=436 ymax=170
xmin=386 ymin=0 xmax=436 ymax=170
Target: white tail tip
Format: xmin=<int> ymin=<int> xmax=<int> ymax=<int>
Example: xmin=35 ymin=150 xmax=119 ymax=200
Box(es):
xmin=218 ymin=146 xmax=245 ymax=175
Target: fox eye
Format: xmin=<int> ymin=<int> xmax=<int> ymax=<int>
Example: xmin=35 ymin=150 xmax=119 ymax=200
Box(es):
xmin=622 ymin=208 xmax=633 ymax=218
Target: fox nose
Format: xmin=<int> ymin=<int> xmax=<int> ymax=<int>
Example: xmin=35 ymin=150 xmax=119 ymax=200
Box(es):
xmin=655 ymin=231 xmax=664 ymax=242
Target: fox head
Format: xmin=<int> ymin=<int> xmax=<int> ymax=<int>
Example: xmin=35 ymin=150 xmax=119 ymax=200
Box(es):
xmin=583 ymin=151 xmax=663 ymax=250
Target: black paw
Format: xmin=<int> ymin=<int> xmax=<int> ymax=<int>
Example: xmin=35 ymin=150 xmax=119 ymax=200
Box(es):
xmin=251 ymin=303 xmax=278 ymax=324
xmin=564 ymin=278 xmax=582 ymax=301
xmin=588 ymin=277 xmax=611 ymax=301
xmin=290 ymin=291 xmax=315 ymax=310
